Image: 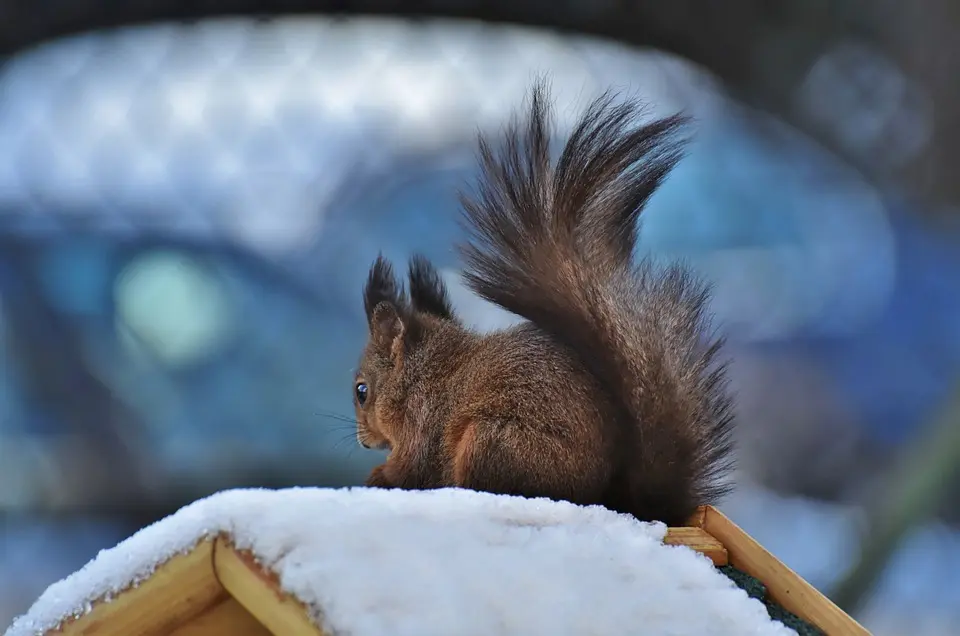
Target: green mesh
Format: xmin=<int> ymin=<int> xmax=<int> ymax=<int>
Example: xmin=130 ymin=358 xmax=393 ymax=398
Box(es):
xmin=718 ymin=565 xmax=825 ymax=636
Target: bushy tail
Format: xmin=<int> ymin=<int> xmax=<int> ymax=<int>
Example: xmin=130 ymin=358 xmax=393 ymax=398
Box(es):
xmin=457 ymin=80 xmax=734 ymax=525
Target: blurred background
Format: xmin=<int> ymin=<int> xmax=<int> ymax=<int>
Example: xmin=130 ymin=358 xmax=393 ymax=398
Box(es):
xmin=1 ymin=2 xmax=959 ymax=634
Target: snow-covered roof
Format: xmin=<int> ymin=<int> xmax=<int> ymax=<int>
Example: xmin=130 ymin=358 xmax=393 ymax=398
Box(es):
xmin=5 ymin=487 xmax=797 ymax=636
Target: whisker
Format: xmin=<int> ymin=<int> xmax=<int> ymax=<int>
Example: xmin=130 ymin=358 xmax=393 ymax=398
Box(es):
xmin=315 ymin=410 xmax=358 ymax=425
xmin=326 ymin=423 xmax=358 ymax=433
xmin=332 ymin=430 xmax=362 ymax=453
xmin=314 ymin=409 xmax=370 ymax=457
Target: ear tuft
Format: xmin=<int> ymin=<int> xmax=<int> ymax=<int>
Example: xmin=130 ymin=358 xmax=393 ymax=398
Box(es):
xmin=408 ymin=254 xmax=456 ymax=320
xmin=364 ymin=254 xmax=406 ymax=324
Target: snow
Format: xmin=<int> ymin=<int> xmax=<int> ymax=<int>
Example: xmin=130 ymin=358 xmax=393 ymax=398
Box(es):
xmin=5 ymin=487 xmax=797 ymax=636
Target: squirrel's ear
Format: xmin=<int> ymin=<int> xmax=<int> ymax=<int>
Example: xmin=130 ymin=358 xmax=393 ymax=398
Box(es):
xmin=370 ymin=301 xmax=424 ymax=361
xmin=370 ymin=301 xmax=403 ymax=352
xmin=364 ymin=253 xmax=406 ymax=325
xmin=408 ymin=254 xmax=456 ymax=321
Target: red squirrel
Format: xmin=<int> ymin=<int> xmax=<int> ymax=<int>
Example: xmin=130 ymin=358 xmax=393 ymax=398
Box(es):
xmin=352 ymin=81 xmax=734 ymax=526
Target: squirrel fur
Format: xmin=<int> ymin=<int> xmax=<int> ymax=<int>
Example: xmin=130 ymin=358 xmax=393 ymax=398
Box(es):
xmin=352 ymin=80 xmax=734 ymax=526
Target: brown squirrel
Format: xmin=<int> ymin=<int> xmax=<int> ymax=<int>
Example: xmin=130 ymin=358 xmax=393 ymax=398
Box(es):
xmin=352 ymin=80 xmax=734 ymax=526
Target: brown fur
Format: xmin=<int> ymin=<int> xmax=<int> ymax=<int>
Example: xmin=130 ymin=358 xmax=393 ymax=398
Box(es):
xmin=352 ymin=80 xmax=734 ymax=525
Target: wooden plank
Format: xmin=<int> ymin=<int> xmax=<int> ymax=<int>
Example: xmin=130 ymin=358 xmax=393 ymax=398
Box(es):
xmin=702 ymin=506 xmax=871 ymax=636
xmin=663 ymin=526 xmax=729 ymax=565
xmin=168 ymin=596 xmax=273 ymax=636
xmin=51 ymin=540 xmax=223 ymax=636
xmin=212 ymin=538 xmax=328 ymax=636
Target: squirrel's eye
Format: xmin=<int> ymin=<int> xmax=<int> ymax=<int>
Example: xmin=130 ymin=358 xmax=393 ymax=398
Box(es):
xmin=355 ymin=382 xmax=368 ymax=406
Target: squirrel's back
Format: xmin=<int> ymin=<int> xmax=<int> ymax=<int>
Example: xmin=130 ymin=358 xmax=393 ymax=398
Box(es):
xmin=457 ymin=80 xmax=735 ymax=525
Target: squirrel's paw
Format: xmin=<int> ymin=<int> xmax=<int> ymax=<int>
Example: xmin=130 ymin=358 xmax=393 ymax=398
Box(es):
xmin=365 ymin=464 xmax=394 ymax=489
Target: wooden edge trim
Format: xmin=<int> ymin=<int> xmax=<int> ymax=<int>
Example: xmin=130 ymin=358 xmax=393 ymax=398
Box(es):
xmin=211 ymin=536 xmax=328 ymax=636
xmin=167 ymin=595 xmax=273 ymax=636
xmin=662 ymin=526 xmax=729 ymax=565
xmin=47 ymin=539 xmax=224 ymax=636
xmin=702 ymin=506 xmax=871 ymax=636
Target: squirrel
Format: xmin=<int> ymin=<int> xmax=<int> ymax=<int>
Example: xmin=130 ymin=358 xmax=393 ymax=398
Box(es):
xmin=351 ymin=80 xmax=734 ymax=526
